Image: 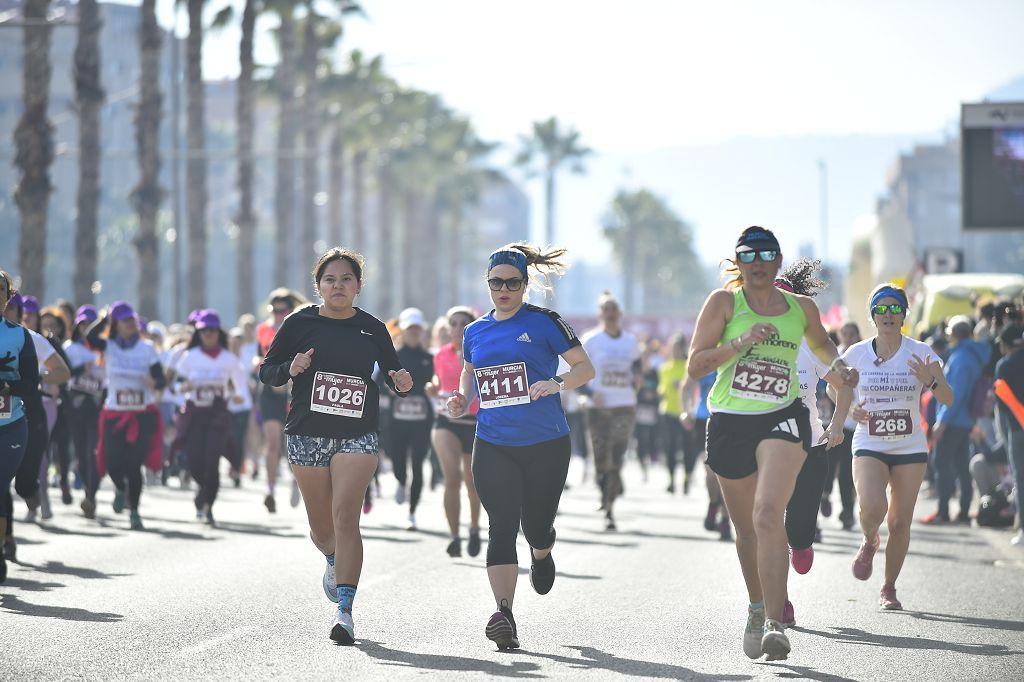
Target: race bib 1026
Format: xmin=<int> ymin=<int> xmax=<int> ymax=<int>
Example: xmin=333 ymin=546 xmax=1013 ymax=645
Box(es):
xmin=310 ymin=371 xmax=366 ymax=418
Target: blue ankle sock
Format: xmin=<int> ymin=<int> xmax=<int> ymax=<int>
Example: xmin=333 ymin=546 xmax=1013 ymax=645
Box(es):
xmin=337 ymin=584 xmax=357 ymax=613
xmin=325 ymin=553 xmax=335 ymax=567
xmin=750 ymin=601 xmax=764 ymax=611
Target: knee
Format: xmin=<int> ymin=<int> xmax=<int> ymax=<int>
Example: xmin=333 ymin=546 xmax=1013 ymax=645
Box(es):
xmin=523 ymin=523 xmax=554 ymax=551
xmin=752 ymin=501 xmax=786 ymax=535
xmin=859 ymin=495 xmax=888 ymax=520
xmin=887 ymin=514 xmax=911 ymax=538
xmin=444 ymin=472 xmax=463 ymax=490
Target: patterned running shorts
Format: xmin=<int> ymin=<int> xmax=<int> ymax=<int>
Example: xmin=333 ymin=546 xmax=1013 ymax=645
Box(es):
xmin=286 ymin=431 xmax=379 ymax=467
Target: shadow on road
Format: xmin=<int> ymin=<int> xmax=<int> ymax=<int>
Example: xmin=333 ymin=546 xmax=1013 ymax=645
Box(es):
xmin=759 ymin=662 xmax=856 ymax=681
xmin=0 ymin=594 xmax=123 ymax=622
xmin=797 ymin=625 xmax=1023 ymax=657
xmin=448 ymin=561 xmax=601 ymax=582
xmin=356 ymin=639 xmax=544 ymax=678
xmin=0 ymin=577 xmax=65 ymax=592
xmin=892 ymin=610 xmax=1024 ymax=633
xmin=22 ymin=560 xmax=132 ymax=580
xmin=518 ymin=645 xmax=753 ymax=680
xmin=32 ymin=524 xmax=121 ymax=539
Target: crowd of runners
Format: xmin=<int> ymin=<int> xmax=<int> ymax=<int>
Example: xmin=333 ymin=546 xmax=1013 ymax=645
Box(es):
xmin=1 ymin=226 xmax=1023 ymax=658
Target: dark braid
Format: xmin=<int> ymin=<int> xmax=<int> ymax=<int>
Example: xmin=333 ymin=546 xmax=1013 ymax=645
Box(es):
xmin=777 ymin=258 xmax=827 ymax=297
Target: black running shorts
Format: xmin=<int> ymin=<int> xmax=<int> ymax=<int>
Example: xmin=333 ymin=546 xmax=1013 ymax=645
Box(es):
xmin=706 ymin=399 xmax=811 ymax=480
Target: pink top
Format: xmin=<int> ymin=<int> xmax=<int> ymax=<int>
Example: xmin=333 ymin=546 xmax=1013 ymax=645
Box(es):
xmin=434 ymin=342 xmax=478 ymax=417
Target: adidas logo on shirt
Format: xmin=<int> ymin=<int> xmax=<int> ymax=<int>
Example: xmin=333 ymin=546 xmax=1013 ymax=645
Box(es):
xmin=516 ymin=332 xmax=532 ymax=343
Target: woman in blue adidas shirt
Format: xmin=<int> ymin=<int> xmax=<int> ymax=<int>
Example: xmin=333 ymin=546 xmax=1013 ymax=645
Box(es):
xmin=0 ymin=270 xmax=40 ymax=583
xmin=447 ymin=243 xmax=594 ymax=650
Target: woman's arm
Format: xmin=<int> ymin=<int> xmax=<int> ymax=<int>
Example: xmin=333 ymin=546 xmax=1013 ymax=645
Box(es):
xmin=798 ymin=296 xmax=858 ymax=388
xmin=687 ymin=289 xmax=739 ymax=379
xmin=258 ymin=318 xmax=295 ymax=387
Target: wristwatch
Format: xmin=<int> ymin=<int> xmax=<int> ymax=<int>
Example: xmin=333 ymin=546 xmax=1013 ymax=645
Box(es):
xmin=552 ymin=375 xmax=566 ymax=391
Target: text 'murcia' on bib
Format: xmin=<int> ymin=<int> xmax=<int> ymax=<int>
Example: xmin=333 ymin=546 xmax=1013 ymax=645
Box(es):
xmin=474 ymin=362 xmax=530 ymax=409
xmin=310 ymin=371 xmax=366 ymax=418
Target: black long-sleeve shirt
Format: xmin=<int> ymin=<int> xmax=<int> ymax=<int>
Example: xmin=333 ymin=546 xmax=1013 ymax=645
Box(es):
xmin=259 ymin=305 xmax=405 ymax=439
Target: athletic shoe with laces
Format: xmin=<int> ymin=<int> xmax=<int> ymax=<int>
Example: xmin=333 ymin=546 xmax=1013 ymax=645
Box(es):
xmin=25 ymin=509 xmax=37 ymax=523
xmin=879 ymin=584 xmax=902 ymax=610
xmin=485 ymin=601 xmax=519 ymax=650
xmin=761 ymin=618 xmax=790 ymax=661
xmin=80 ymin=497 xmax=96 ymax=520
xmin=204 ymin=506 xmax=216 ymax=528
xmin=1011 ymin=530 xmax=1024 ymax=547
xmin=852 ymin=535 xmax=880 ymax=580
xmin=704 ymin=503 xmax=719 ymax=532
xmin=782 ymin=600 xmax=795 ymax=628
xmin=407 ymin=514 xmax=417 ymax=531
xmin=467 ymin=529 xmax=482 ymax=557
xmin=819 ymin=496 xmax=832 ymax=518
xmin=264 ymin=494 xmax=276 ymax=514
xmin=530 ymin=551 xmax=555 ymax=595
xmin=446 ymin=538 xmax=462 ymax=558
xmin=790 ymin=546 xmax=814 ymax=575
xmin=330 ymin=610 xmax=355 ymax=645
xmin=743 ymin=606 xmax=766 ymax=659
xmin=112 ymin=490 xmax=125 ymax=514
xmin=323 ymin=560 xmax=338 ymax=602
xmin=129 ymin=511 xmax=144 ymax=531
xmin=61 ymin=482 xmax=72 ymax=505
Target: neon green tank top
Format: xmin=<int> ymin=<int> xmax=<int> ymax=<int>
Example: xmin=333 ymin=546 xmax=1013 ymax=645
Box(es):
xmin=709 ymin=288 xmax=807 ymax=414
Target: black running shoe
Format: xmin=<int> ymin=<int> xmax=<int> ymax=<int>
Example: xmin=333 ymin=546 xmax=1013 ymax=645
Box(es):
xmin=485 ymin=600 xmax=519 ymax=650
xmin=467 ymin=529 xmax=482 ymax=557
xmin=530 ymin=551 xmax=555 ymax=595
xmin=446 ymin=539 xmax=462 ymax=557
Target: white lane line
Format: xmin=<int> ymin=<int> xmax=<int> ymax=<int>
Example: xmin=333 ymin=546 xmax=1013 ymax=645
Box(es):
xmin=179 ymin=626 xmax=254 ymax=657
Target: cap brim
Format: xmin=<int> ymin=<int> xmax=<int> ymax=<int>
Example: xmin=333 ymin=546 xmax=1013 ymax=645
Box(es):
xmin=736 ymin=241 xmax=779 ymax=253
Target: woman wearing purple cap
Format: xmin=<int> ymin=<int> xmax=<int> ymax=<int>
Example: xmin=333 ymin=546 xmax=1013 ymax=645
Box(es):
xmin=168 ymin=309 xmax=248 ymax=526
xmin=64 ymin=305 xmax=104 ymax=518
xmin=87 ymin=302 xmax=167 ymax=530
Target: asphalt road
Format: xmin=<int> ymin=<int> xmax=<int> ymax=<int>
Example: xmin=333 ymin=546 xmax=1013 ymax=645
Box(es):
xmin=3 ymin=457 xmax=1023 ymax=681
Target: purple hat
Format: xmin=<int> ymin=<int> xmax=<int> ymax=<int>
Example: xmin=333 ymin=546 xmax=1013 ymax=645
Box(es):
xmin=194 ymin=309 xmax=222 ymax=330
xmin=8 ymin=293 xmax=23 ymax=309
xmin=74 ymin=304 xmax=99 ymax=327
xmin=21 ymin=296 xmax=40 ymax=314
xmin=110 ymin=301 xmax=137 ymax=322
xmin=187 ymin=309 xmax=203 ymax=324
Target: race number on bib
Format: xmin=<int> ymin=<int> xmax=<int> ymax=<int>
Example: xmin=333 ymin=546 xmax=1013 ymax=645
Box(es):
xmin=600 ymin=368 xmax=632 ymax=389
xmin=70 ymin=375 xmax=103 ymax=397
xmin=115 ymin=389 xmax=146 ymax=411
xmin=475 ymin=362 xmax=530 ymax=409
xmin=868 ymin=409 xmax=913 ymax=439
xmin=635 ymin=404 xmax=658 ymax=426
xmin=730 ymin=359 xmax=791 ymax=404
xmin=394 ymin=395 xmax=429 ymax=421
xmin=0 ymin=394 xmax=12 ymax=419
xmin=310 ymin=371 xmax=366 ymax=418
xmin=194 ymin=384 xmax=224 ymax=407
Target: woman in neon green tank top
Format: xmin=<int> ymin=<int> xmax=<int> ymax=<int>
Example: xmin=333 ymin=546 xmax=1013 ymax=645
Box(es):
xmin=688 ymin=226 xmax=858 ymax=662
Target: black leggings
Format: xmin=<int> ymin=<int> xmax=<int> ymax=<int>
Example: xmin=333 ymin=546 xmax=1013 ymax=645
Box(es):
xmin=51 ymin=401 xmax=73 ymax=486
xmin=823 ymin=428 xmax=856 ymax=516
xmin=472 ymin=436 xmax=571 ymax=567
xmin=389 ymin=419 xmax=432 ymax=513
xmin=14 ymin=395 xmax=48 ymax=503
xmin=103 ymin=412 xmax=156 ymax=511
xmin=661 ymin=414 xmax=698 ymax=478
xmin=634 ymin=423 xmax=657 ymax=467
xmin=785 ymin=444 xmax=829 ymax=550
xmin=69 ymin=396 xmax=101 ymax=499
xmin=1 ymin=419 xmax=29 ymax=533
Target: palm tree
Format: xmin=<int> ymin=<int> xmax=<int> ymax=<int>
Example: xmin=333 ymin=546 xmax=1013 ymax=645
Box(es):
xmin=273 ymin=2 xmax=298 ymax=289
xmin=186 ymin=0 xmax=209 ymax=311
xmin=515 ymin=117 xmax=592 ymax=247
xmin=235 ymin=0 xmax=257 ymax=317
xmin=132 ymin=0 xmax=163 ymax=318
xmin=14 ymin=0 xmax=54 ymax=300
xmin=73 ymin=0 xmax=104 ymax=306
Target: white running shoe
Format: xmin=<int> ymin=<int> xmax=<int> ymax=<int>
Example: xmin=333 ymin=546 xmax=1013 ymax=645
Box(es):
xmin=744 ymin=606 xmax=765 ymax=659
xmin=407 ymin=513 xmax=417 ymax=531
xmin=395 ymin=486 xmax=406 ymax=505
xmin=1011 ymin=530 xmax=1024 ymax=547
xmin=761 ymin=619 xmax=791 ymax=661
xmin=330 ymin=611 xmax=355 ymax=644
xmin=323 ymin=559 xmax=338 ymax=602
xmin=290 ymin=479 xmax=301 ymax=508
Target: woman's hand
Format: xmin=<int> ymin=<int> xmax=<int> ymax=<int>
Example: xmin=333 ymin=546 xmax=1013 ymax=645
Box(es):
xmin=819 ymin=420 xmax=846 ymax=450
xmin=289 ymin=348 xmax=314 ymax=377
xmin=850 ymin=399 xmax=869 ymax=424
xmin=389 ymin=369 xmax=413 ymax=393
xmin=908 ymin=353 xmax=941 ymax=387
xmin=529 ymin=379 xmax=560 ymax=401
xmin=447 ymin=390 xmax=467 ymax=418
xmin=739 ymin=323 xmax=779 ymax=348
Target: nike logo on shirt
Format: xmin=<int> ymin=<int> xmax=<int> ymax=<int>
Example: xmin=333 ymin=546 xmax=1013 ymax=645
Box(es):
xmin=360 ymin=330 xmax=373 ymax=336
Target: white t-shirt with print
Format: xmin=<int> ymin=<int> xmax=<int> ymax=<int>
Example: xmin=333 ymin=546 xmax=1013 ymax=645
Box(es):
xmin=582 ymin=328 xmax=640 ymax=409
xmin=797 ymin=342 xmax=828 ymax=446
xmin=103 ymin=338 xmax=161 ymax=411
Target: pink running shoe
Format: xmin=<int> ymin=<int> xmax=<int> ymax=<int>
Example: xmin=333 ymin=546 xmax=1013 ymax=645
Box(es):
xmin=782 ymin=600 xmax=796 ymax=628
xmin=879 ymin=584 xmax=902 ymax=610
xmin=852 ymin=535 xmax=880 ymax=581
xmin=790 ymin=546 xmax=814 ymax=575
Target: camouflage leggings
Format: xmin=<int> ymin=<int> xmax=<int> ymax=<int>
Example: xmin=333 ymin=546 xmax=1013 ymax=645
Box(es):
xmin=586 ymin=406 xmax=636 ymax=507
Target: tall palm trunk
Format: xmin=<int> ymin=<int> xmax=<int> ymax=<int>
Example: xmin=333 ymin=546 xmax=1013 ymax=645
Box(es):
xmin=327 ymin=126 xmax=345 ymax=247
xmin=133 ymin=0 xmax=162 ymax=318
xmin=235 ymin=0 xmax=257 ymax=317
xmin=376 ymin=162 xmax=393 ymax=315
xmin=351 ymin=148 xmax=367 ymax=252
xmin=544 ymin=166 xmax=556 ymax=304
xmin=273 ymin=8 xmax=298 ymax=288
xmin=14 ymin=0 xmax=54 ymax=300
xmin=300 ymin=4 xmax=320 ymax=263
xmin=447 ymin=203 xmax=463 ymax=306
xmin=401 ymin=189 xmax=419 ymax=310
xmin=424 ymin=197 xmax=442 ymax=316
xmin=73 ymin=0 xmax=104 ymax=305
xmin=186 ymin=0 xmax=208 ymax=311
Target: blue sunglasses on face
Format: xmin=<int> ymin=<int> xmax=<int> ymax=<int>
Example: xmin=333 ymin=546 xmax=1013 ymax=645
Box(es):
xmin=737 ymin=250 xmax=779 ymax=264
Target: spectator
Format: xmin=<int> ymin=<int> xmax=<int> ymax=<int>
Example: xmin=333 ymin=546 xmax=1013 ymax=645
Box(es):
xmin=922 ymin=315 xmax=991 ymax=524
xmin=993 ymin=324 xmax=1024 ymax=546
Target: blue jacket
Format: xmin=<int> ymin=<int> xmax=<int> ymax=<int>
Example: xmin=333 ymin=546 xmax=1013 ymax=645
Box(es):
xmin=936 ymin=338 xmax=991 ymax=429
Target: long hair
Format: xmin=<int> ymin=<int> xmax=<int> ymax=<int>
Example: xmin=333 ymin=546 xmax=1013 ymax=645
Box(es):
xmin=777 ymin=258 xmax=827 ymax=297
xmin=40 ymin=305 xmax=71 ymax=343
xmin=188 ymin=327 xmax=229 ymax=351
xmin=498 ymin=242 xmax=569 ymax=293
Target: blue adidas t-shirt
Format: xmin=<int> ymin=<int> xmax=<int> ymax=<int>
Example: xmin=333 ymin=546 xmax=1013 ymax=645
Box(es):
xmin=0 ymin=319 xmax=38 ymax=427
xmin=463 ymin=304 xmax=581 ymax=447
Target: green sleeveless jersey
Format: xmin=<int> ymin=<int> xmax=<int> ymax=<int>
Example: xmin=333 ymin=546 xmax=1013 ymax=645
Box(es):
xmin=709 ymin=288 xmax=807 ymax=414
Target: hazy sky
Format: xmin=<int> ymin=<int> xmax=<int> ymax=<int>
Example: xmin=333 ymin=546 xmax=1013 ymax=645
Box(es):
xmin=152 ymin=0 xmax=1024 ymax=264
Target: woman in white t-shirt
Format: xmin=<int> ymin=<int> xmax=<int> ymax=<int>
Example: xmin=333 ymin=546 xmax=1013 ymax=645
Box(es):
xmin=86 ymin=302 xmax=167 ymax=531
xmin=582 ymin=292 xmax=640 ymax=532
xmin=842 ymin=284 xmax=953 ymax=610
xmin=170 ymin=310 xmax=248 ymax=526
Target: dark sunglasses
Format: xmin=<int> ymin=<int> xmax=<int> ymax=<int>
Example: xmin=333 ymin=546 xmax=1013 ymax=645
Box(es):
xmin=272 ymin=306 xmax=291 ymax=315
xmin=487 ymin=277 xmax=525 ymax=292
xmin=871 ymin=303 xmax=905 ymax=316
xmin=737 ymin=250 xmax=779 ymax=264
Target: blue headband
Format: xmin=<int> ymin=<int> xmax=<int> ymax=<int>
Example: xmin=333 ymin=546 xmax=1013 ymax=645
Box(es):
xmin=487 ymin=250 xmax=528 ymax=278
xmin=870 ymin=286 xmax=908 ymax=312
